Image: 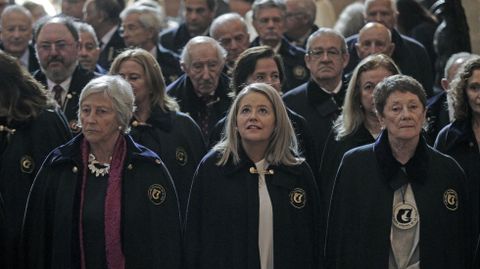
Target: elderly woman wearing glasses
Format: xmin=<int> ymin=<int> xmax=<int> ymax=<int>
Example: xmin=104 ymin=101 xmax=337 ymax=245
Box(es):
xmin=22 ymin=76 xmax=182 ymax=269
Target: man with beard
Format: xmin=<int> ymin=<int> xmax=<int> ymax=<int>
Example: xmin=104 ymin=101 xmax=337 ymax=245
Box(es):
xmin=33 ymin=15 xmax=97 ymax=133
xmin=167 ymin=36 xmax=231 ymax=143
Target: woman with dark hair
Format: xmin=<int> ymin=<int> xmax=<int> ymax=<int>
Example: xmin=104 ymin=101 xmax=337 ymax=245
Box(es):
xmin=22 ymin=75 xmax=182 ymax=269
xmin=326 ymin=75 xmax=468 ymax=268
xmin=435 ymin=56 xmax=480 ymax=264
xmin=0 ymin=51 xmax=71 ymax=268
xmin=185 ymin=83 xmax=321 ymax=269
xmin=319 ymin=54 xmax=400 ymax=209
xmin=110 ymin=48 xmax=206 ymax=218
xmin=209 ymin=46 xmax=318 ymax=175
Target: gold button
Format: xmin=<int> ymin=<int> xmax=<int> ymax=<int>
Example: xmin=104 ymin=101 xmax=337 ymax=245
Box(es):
xmin=155 ymin=159 xmax=161 ymax=164
xmin=127 ymin=164 xmax=133 ymax=170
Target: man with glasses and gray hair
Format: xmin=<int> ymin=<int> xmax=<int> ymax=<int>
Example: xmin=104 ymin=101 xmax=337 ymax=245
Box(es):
xmin=33 ymin=15 xmax=98 ymax=132
xmin=283 ymin=28 xmax=350 ymax=160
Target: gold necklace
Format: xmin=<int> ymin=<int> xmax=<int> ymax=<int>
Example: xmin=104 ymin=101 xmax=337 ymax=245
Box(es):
xmin=87 ymin=153 xmax=110 ymax=177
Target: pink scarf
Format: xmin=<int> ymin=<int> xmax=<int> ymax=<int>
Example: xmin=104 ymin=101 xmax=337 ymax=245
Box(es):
xmin=79 ymin=135 xmax=127 ymax=269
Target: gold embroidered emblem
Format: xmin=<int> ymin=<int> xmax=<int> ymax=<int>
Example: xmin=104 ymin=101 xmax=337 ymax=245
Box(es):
xmin=20 ymin=155 xmax=35 ymax=174
xmin=175 ymin=147 xmax=188 ymax=166
xmin=443 ymin=189 xmax=458 ymax=211
xmin=289 ymin=188 xmax=306 ymax=209
xmin=148 ymin=184 xmax=167 ymax=205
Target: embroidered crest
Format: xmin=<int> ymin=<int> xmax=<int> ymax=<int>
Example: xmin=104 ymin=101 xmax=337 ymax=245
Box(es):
xmin=293 ymin=66 xmax=307 ymax=80
xmin=289 ymin=188 xmax=306 ymax=209
xmin=443 ymin=189 xmax=458 ymax=211
xmin=175 ymin=147 xmax=188 ymax=166
xmin=20 ymin=155 xmax=35 ymax=174
xmin=148 ymin=184 xmax=167 ymax=205
xmin=392 ymin=202 xmax=418 ymax=230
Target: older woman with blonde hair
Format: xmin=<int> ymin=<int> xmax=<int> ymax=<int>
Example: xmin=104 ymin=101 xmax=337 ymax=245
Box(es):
xmin=110 ymin=48 xmax=206 ymax=218
xmin=185 ymin=83 xmax=321 ymax=269
xmin=319 ymin=54 xmax=400 ymax=206
xmin=22 ymin=75 xmax=182 ymax=269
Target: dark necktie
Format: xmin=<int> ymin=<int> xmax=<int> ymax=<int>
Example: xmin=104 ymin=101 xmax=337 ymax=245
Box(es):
xmin=52 ymin=85 xmax=64 ymax=107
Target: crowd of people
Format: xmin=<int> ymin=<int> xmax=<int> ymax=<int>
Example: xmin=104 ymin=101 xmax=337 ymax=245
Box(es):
xmin=0 ymin=0 xmax=477 ymax=268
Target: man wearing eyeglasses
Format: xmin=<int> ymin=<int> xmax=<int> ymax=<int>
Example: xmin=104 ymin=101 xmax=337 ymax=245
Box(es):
xmin=167 ymin=36 xmax=232 ymax=143
xmin=251 ymin=0 xmax=309 ymax=92
xmin=33 ymin=15 xmax=98 ymax=133
xmin=283 ymin=28 xmax=349 ymax=166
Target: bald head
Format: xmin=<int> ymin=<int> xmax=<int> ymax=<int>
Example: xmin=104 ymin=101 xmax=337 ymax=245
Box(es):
xmin=210 ymin=13 xmax=250 ymax=66
xmin=355 ymin=22 xmax=395 ymax=59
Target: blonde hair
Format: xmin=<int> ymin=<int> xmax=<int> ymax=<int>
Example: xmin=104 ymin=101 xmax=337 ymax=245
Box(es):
xmin=110 ymin=48 xmax=179 ymax=112
xmin=214 ymin=83 xmax=302 ymax=166
xmin=334 ymin=54 xmax=400 ymax=140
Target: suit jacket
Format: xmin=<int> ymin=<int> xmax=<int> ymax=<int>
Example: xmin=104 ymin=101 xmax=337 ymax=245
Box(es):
xmin=345 ymin=29 xmax=434 ymax=97
xmin=97 ymin=26 xmax=125 ymax=70
xmin=251 ymin=37 xmax=309 ymax=92
xmin=159 ymin=23 xmax=193 ymax=56
xmin=33 ymin=65 xmax=98 ymax=132
xmin=0 ymin=43 xmax=40 ymax=74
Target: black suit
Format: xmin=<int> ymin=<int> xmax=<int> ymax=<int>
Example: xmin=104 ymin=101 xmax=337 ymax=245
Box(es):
xmin=155 ymin=45 xmax=183 ymax=85
xmin=33 ymin=66 xmax=99 ymax=132
xmin=0 ymin=43 xmax=39 ymax=74
xmin=97 ymin=26 xmax=125 ymax=70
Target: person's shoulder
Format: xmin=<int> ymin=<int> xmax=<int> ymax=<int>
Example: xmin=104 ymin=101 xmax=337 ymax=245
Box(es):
xmin=283 ymin=82 xmax=308 ymax=100
xmin=342 ymin=143 xmax=375 ymax=162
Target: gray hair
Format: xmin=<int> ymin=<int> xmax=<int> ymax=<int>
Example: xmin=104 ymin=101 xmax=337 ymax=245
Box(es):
xmin=214 ymin=82 xmax=302 ymax=166
xmin=77 ymin=75 xmax=135 ymax=134
xmin=306 ymin=27 xmax=348 ymax=54
xmin=76 ymin=21 xmax=99 ymax=47
xmin=209 ymin=12 xmax=247 ymax=38
xmin=285 ymin=0 xmax=316 ymax=24
xmin=120 ymin=4 xmax=166 ymax=41
xmin=443 ymin=52 xmax=472 ymax=80
xmin=180 ymin=36 xmax=227 ymax=67
xmin=252 ymin=0 xmax=286 ymax=20
xmin=1 ymin=5 xmax=33 ymax=30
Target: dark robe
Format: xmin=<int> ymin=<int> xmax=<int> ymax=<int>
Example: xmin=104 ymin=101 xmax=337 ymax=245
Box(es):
xmin=325 ymin=131 xmax=469 ymax=269
xmin=426 ymin=90 xmax=450 ymax=144
xmin=283 ymin=79 xmax=347 ymax=176
xmin=251 ymin=37 xmax=309 ymax=92
xmin=434 ymin=118 xmax=480 ymax=262
xmin=129 ymin=107 xmax=206 ymax=219
xmin=0 ymin=108 xmax=71 ymax=269
xmin=185 ymin=149 xmax=323 ymax=269
xmin=21 ymin=134 xmax=182 ymax=269
xmin=166 ymin=73 xmax=233 ymax=143
xmin=33 ymin=65 xmax=99 ymax=132
xmin=154 ymin=45 xmax=183 ymax=85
